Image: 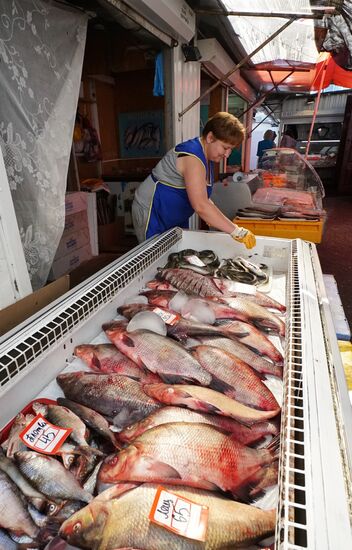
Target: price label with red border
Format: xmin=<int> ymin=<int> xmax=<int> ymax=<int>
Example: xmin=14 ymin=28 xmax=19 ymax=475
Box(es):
xmin=152 ymin=307 xmax=180 ymax=326
xmin=149 ymin=486 xmax=208 ymax=541
xmin=19 ymin=413 xmax=72 ymax=454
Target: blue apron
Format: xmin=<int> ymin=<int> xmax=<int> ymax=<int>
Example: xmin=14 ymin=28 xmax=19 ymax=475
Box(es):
xmin=145 ymin=138 xmax=214 ymax=239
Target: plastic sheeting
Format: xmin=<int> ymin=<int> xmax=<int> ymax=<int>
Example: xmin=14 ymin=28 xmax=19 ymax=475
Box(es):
xmin=0 ymin=0 xmax=87 ymax=290
xmin=323 ymin=0 xmax=352 ymax=70
xmin=222 ymin=0 xmax=318 ymax=64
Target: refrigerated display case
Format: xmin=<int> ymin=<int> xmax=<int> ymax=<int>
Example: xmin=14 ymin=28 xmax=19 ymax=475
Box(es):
xmin=0 ymin=228 xmax=351 ymax=549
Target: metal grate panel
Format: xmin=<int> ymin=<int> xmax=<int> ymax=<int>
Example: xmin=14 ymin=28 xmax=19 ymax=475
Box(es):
xmin=276 ymin=241 xmax=308 ymax=549
xmin=0 ymin=228 xmax=182 ymax=390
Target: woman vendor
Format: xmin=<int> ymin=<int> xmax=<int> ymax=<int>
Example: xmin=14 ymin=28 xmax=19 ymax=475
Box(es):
xmin=132 ymin=112 xmax=256 ymax=249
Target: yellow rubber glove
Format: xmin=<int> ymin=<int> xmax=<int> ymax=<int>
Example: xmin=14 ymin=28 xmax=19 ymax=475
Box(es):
xmin=230 ymin=226 xmax=256 ymax=249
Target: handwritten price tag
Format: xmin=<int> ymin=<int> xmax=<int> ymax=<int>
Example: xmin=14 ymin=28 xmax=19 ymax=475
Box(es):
xmin=149 ymin=486 xmax=208 ymax=541
xmin=152 ymin=307 xmax=180 ymax=326
xmin=19 ymin=413 xmax=72 ymax=454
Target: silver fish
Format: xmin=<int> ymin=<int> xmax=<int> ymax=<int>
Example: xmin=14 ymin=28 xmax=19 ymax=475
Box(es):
xmin=15 ymin=451 xmax=93 ymax=503
xmin=0 ymin=471 xmax=39 ymax=539
xmin=56 ymin=398 xmax=120 ymax=449
xmin=0 ymin=447 xmax=47 ymax=511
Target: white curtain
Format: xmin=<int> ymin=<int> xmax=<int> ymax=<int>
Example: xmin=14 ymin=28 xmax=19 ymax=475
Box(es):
xmin=222 ymin=0 xmax=318 ymax=65
xmin=0 ymin=0 xmax=87 ymax=290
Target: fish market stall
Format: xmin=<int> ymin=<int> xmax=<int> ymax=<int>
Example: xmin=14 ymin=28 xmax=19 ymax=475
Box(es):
xmin=213 ymin=149 xmax=327 ymax=243
xmin=0 ymin=229 xmax=351 ymax=549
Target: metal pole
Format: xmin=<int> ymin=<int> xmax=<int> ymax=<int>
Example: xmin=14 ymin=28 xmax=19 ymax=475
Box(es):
xmin=239 ymin=71 xmax=294 ymax=119
xmin=304 ymin=58 xmax=329 ymax=159
xmin=178 ymin=18 xmax=296 ymax=120
xmin=195 ymin=9 xmax=334 ymax=19
xmin=248 ymin=110 xmax=276 ymax=137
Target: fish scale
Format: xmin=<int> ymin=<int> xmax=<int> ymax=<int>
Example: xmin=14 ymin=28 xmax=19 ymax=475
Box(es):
xmin=99 ymin=422 xmax=276 ymax=496
xmin=191 ymin=335 xmax=283 ymax=378
xmin=57 ymin=371 xmax=161 ymax=430
xmin=103 ymin=322 xmax=212 ymax=386
xmin=193 ymin=345 xmax=280 ymax=411
xmin=118 ymin=406 xmax=280 ymax=446
xmin=59 ymin=483 xmax=276 ymax=549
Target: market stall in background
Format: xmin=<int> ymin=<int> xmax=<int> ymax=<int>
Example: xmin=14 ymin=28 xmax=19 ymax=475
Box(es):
xmin=0 ymin=2 xmax=352 ymax=550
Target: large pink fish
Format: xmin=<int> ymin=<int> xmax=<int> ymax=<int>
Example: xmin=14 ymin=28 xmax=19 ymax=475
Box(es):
xmin=187 ymin=335 xmax=283 ymax=378
xmin=142 ymin=290 xmax=285 ymax=336
xmin=117 ymin=304 xmax=284 ymax=365
xmin=98 ymin=422 xmax=278 ymax=497
xmin=192 ymin=345 xmax=280 ymax=411
xmin=118 ymin=405 xmax=280 ymax=446
xmin=103 ymin=321 xmax=212 ymax=386
xmin=57 ymin=371 xmax=161 ymax=431
xmin=143 ymin=383 xmax=280 ymax=424
xmin=74 ymin=343 xmax=160 ymax=383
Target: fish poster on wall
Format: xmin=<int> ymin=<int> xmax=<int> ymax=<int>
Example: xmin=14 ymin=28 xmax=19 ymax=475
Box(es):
xmin=119 ymin=110 xmax=164 ymax=158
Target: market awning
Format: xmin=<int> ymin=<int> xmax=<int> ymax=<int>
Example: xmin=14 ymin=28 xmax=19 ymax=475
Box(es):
xmin=215 ymin=1 xmax=352 ymax=93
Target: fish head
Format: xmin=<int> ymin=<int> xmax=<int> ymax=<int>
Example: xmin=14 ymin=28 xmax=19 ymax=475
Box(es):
xmin=119 ymin=416 xmax=153 ymax=443
xmin=117 ymin=303 xmax=150 ymax=319
xmin=142 ymin=383 xmax=178 ymax=404
xmin=59 ymin=502 xmax=108 ymax=548
xmin=102 ymin=320 xmax=130 ymax=341
xmin=98 ymin=446 xmax=139 ymax=484
xmin=74 ymin=344 xmax=95 ymax=360
xmin=141 ymin=290 xmax=175 ymax=307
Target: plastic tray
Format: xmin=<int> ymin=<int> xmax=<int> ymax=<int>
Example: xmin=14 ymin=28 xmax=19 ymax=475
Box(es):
xmin=234 ymin=218 xmax=324 ymax=244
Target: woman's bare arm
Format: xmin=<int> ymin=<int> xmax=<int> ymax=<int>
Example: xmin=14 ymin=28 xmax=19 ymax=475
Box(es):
xmin=179 ymin=155 xmax=239 ymax=233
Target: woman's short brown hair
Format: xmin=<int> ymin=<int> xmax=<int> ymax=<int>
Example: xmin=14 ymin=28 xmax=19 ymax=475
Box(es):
xmin=264 ymin=129 xmax=274 ymax=140
xmin=202 ymin=112 xmax=245 ymax=146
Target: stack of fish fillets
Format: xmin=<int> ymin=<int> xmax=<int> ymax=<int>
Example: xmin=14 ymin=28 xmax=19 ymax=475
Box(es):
xmin=0 ymin=261 xmax=286 ymax=550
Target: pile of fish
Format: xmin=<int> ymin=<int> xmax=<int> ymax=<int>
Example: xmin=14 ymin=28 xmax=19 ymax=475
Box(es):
xmin=0 ymin=252 xmax=286 ymax=549
xmin=161 ymin=249 xmax=270 ymax=286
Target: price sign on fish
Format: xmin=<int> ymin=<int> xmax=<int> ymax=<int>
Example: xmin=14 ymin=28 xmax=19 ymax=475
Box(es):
xmin=149 ymin=486 xmax=208 ymax=541
xmin=19 ymin=413 xmax=72 ymax=454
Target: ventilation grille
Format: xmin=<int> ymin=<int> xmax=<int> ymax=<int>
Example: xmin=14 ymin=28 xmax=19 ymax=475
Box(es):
xmin=276 ymin=242 xmax=307 ymax=549
xmin=0 ymin=228 xmax=182 ymax=389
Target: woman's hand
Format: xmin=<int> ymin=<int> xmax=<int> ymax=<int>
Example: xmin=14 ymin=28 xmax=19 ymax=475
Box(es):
xmin=231 ymin=226 xmax=256 ymax=249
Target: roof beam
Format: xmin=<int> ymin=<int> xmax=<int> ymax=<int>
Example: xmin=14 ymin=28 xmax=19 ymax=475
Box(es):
xmin=179 ymin=18 xmax=295 ymax=119
xmin=194 ymin=9 xmax=335 ymax=19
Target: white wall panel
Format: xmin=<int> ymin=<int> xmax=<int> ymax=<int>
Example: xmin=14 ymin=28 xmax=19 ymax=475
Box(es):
xmin=281 ymin=92 xmax=348 ymax=123
xmin=0 ymin=150 xmax=32 ymax=308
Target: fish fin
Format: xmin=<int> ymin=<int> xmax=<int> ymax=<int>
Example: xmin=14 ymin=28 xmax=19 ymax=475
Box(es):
xmin=230 ymin=485 xmax=251 ymax=503
xmin=209 ymin=376 xmax=234 ymax=395
xmin=198 ymin=401 xmax=223 ymax=415
xmin=91 ymin=355 xmax=102 ymax=370
xmin=159 ymin=373 xmax=183 ymax=384
xmin=121 ymin=334 xmax=135 ymax=347
xmin=266 ymin=434 xmax=281 ymax=456
xmin=77 ymin=445 xmax=104 ymax=458
xmin=142 ymin=457 xmax=182 ymax=479
xmin=96 ymin=482 xmax=141 ymax=501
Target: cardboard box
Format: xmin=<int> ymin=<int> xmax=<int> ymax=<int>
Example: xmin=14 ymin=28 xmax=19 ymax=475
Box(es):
xmin=49 ymin=245 xmax=93 ymax=280
xmin=64 ymin=210 xmax=89 ymax=233
xmin=0 ymin=275 xmax=70 ymax=336
xmin=55 ymin=228 xmax=91 ymax=260
xmin=98 ymin=219 xmax=125 ymax=252
xmin=65 ymin=192 xmax=89 ymax=216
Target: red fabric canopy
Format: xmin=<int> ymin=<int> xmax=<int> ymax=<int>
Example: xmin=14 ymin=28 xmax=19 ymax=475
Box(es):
xmin=242 ymin=53 xmax=352 ymax=93
xmin=311 ymin=52 xmax=352 ymax=90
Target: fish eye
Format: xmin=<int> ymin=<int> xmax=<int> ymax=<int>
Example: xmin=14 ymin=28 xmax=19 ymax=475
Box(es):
xmin=73 ymin=522 xmax=82 ymax=533
xmin=48 ymin=503 xmax=58 ymax=514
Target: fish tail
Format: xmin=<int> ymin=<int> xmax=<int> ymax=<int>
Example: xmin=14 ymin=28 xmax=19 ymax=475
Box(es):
xmin=266 ymin=434 xmax=281 ymax=459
